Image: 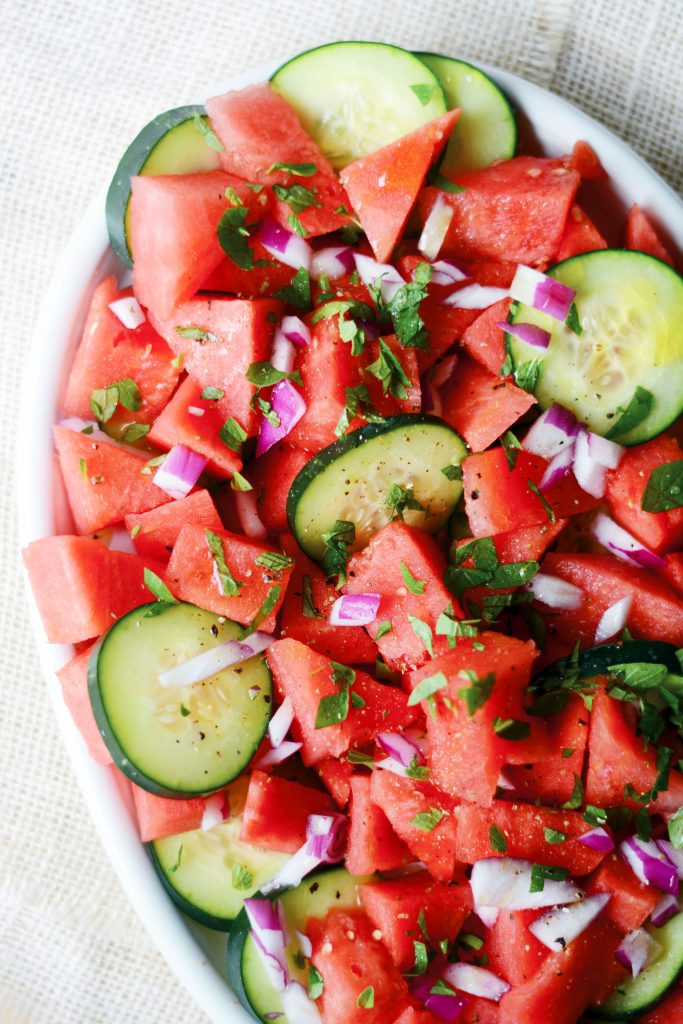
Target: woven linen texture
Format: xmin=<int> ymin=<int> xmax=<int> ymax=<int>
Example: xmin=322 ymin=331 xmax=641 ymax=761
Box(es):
xmin=2 ymin=0 xmax=681 ymax=1020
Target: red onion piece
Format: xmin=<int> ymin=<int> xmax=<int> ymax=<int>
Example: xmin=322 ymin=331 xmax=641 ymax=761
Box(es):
xmin=591 ymin=513 xmax=666 ymax=570
xmin=235 ymin=489 xmax=267 ymax=540
xmin=510 ymin=264 xmax=576 ymax=321
xmin=295 ymin=929 xmax=312 ymax=959
xmin=311 ymin=246 xmax=355 ymax=280
xmin=158 ymin=632 xmax=274 ymax=688
xmin=187 ymin=405 xmax=205 ymax=417
xmin=409 ymin=970 xmax=468 ymax=1023
xmin=200 ymin=790 xmax=230 ymax=830
xmin=259 ymin=218 xmax=312 ymax=271
xmin=540 ymin=445 xmax=575 ymax=489
xmin=587 ymin=431 xmax=624 ymax=470
xmin=443 ymin=283 xmax=508 ymax=309
xmin=497 ymin=771 xmax=515 ymax=792
xmin=375 ymin=756 xmax=412 ymax=778
xmin=377 ymin=731 xmax=423 ymax=768
xmin=528 ymin=893 xmax=611 ymax=952
xmin=261 ymin=814 xmax=347 ymax=895
xmin=471 ymin=857 xmax=583 ymax=911
xmin=525 ymin=572 xmax=584 ymax=610
xmin=270 ymin=329 xmax=296 ymax=374
xmin=268 ymin=696 xmax=294 ymax=748
xmin=418 ymin=193 xmax=454 ymax=261
xmin=153 ymin=443 xmax=207 ymax=500
xmin=328 ymin=593 xmax=380 ymax=626
xmin=108 ymin=295 xmax=146 ymax=329
xmin=656 ymin=840 xmax=683 ymax=878
xmin=443 ymin=962 xmax=511 ymax=1003
xmin=255 ymin=379 xmax=307 ymax=457
xmin=244 ymin=897 xmax=288 ymax=992
xmin=615 ymin=927 xmax=662 ymax=978
xmin=254 ymin=740 xmax=302 ymax=771
xmin=421 ymin=377 xmax=442 ymax=416
xmin=354 ymin=253 xmax=405 ymax=303
xmin=573 ymin=428 xmax=608 ymax=498
xmin=280 ymin=981 xmax=323 ymax=1023
xmin=475 ymin=906 xmax=499 ymax=928
xmin=651 ymin=892 xmax=680 ymax=927
xmin=523 ymin=404 xmax=578 ymax=458
xmin=430 ymin=259 xmax=471 ymax=287
xmin=577 ymin=827 xmax=614 ymax=853
xmin=431 ymin=354 xmax=458 ymax=390
xmin=281 ymin=315 xmax=310 ymax=346
xmin=594 ymin=594 xmax=633 ymax=644
xmin=621 ymin=836 xmax=679 ymax=894
xmin=106 ymin=525 xmax=138 ymax=554
xmin=497 ymin=320 xmax=551 ymax=349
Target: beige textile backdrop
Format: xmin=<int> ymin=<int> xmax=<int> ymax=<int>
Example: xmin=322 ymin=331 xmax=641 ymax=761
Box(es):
xmin=2 ymin=0 xmax=682 ymax=1021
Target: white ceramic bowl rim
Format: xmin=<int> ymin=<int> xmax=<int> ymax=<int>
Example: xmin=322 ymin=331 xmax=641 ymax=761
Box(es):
xmin=16 ymin=54 xmax=683 ymax=1024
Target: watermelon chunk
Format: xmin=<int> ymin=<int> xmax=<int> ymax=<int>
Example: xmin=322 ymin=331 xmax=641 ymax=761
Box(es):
xmin=585 ymin=853 xmax=659 ymax=933
xmin=567 ymin=140 xmax=607 ymax=181
xmin=206 ymin=84 xmax=350 ymax=237
xmin=131 ymin=784 xmax=219 ymax=842
xmin=460 ymin=297 xmax=512 ymax=376
xmin=62 ymin=276 xmax=181 ymax=423
xmin=239 ymin=770 xmax=335 ymax=853
xmin=340 ymin=110 xmax=459 ymax=262
xmin=503 ymin=693 xmax=588 ymax=806
xmin=57 ymin=645 xmax=112 ymax=765
xmin=346 ymin=776 xmax=411 ymax=874
xmin=22 ymin=535 xmax=163 ymax=644
xmin=165 ymin=523 xmax=291 ymax=630
xmin=555 ymin=204 xmax=607 ymax=262
xmin=124 ymin=489 xmax=222 ymax=562
xmin=361 ymin=334 xmax=421 ymax=417
xmin=417 ymin=156 xmax=580 ymax=265
xmin=130 ymin=171 xmax=271 ymax=320
xmin=391 ymin=1009 xmax=441 ymax=1024
xmin=248 ymin=445 xmax=310 ymax=534
xmin=150 ymin=295 xmax=282 ymax=437
xmin=147 ymin=377 xmax=242 ymax=480
xmin=625 ymin=203 xmax=674 ymax=266
xmin=605 ymin=434 xmax=683 ymax=554
xmin=440 ymin=354 xmax=535 ymax=452
xmin=201 ymin=244 xmax=295 ymax=298
xmin=487 ymin=908 xmax=549 ymax=985
xmin=316 ymin=758 xmax=354 ymax=808
xmin=54 ymin=425 xmax=172 ymax=535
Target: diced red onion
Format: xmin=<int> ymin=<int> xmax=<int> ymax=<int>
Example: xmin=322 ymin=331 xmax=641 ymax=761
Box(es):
xmin=268 ymin=696 xmax=294 ymax=748
xmin=443 ymin=963 xmax=510 ymax=1003
xmin=651 ymin=892 xmax=680 ymax=927
xmin=280 ymin=981 xmax=323 ymax=1023
xmin=270 ymin=329 xmax=296 ymax=375
xmin=528 ymin=893 xmax=610 ymax=952
xmin=525 ymin=572 xmax=584 ymax=610
xmin=476 ymin=906 xmax=500 ymax=928
xmin=421 ymin=378 xmax=442 ymax=416
xmin=510 ymin=264 xmax=576 ymax=322
xmin=354 ymin=253 xmax=406 ymax=303
xmin=409 ymin=972 xmax=468 ymax=1023
xmin=418 ymin=194 xmax=454 ymax=261
xmin=498 ymin=320 xmax=551 ymax=349
xmin=587 ymin=431 xmax=624 ymax=470
xmin=255 ymin=379 xmax=307 ymax=457
xmin=471 ymin=857 xmax=583 ymax=911
xmin=311 ymin=246 xmax=355 ymax=280
xmin=259 ymin=218 xmax=312 ymax=271
xmin=540 ymin=445 xmax=575 ymax=489
xmin=432 ymin=354 xmax=458 ymax=390
xmin=158 ymin=632 xmax=274 ymax=688
xmin=573 ymin=428 xmax=607 ymax=498
xmin=523 ymin=404 xmax=578 ymax=458
xmin=280 ymin=315 xmax=310 ymax=346
xmin=328 ymin=593 xmax=380 ymax=626
xmin=261 ymin=814 xmax=347 ymax=895
xmin=295 ymin=929 xmax=312 ymax=959
xmin=621 ymin=836 xmax=679 ymax=894
xmin=235 ymin=489 xmax=267 ymax=540
xmin=430 ymin=259 xmax=471 ymax=287
xmin=377 ymin=732 xmax=423 ymax=768
xmin=656 ymin=840 xmax=683 ymax=878
xmin=254 ymin=740 xmax=302 ymax=771
xmin=356 ymin=317 xmax=381 ymax=340
xmin=153 ymin=444 xmax=207 ymax=500
xmin=594 ymin=594 xmax=634 ymax=644
xmin=200 ymin=790 xmax=230 ymax=830
xmin=188 ymin=405 xmax=205 ymax=417
xmin=108 ymin=295 xmax=146 ymax=329
xmin=443 ymin=283 xmax=508 ymax=309
xmin=591 ymin=512 xmax=666 ymax=570
xmin=497 ymin=771 xmax=515 ymax=792
xmin=245 ymin=897 xmax=288 ymax=992
xmin=616 ymin=927 xmax=662 ymax=978
xmin=106 ymin=526 xmax=138 ymax=554
xmin=577 ymin=827 xmax=614 ymax=853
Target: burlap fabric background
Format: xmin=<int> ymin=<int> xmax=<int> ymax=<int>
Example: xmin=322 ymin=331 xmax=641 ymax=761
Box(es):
xmin=2 ymin=1 xmax=682 ymax=1021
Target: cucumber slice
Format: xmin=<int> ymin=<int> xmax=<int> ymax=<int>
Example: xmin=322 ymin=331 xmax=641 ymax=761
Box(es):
xmin=589 ymin=912 xmax=683 ymax=1019
xmin=417 ymin=52 xmax=517 ymax=174
xmin=150 ymin=777 xmax=289 ymax=931
xmin=534 ymin=640 xmax=682 ymax=689
xmin=88 ymin=601 xmax=272 ymax=796
xmin=508 ymin=250 xmax=683 ymax=445
xmin=287 ymin=414 xmax=467 ymax=561
xmin=105 ymin=105 xmax=221 ymax=267
xmin=228 ymin=867 xmax=373 ymax=1022
xmin=270 ymin=42 xmax=447 ymax=169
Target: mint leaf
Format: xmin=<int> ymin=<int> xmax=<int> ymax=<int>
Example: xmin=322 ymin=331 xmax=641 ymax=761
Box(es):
xmin=410 ymin=82 xmax=437 ymax=105
xmin=562 ymin=773 xmax=584 ymax=809
xmin=544 ymin=827 xmax=568 ymax=845
xmin=192 ymin=110 xmax=225 ymax=152
xmin=530 ymin=864 xmax=569 ymax=892
xmin=266 ymin=161 xmax=317 ymax=177
xmin=238 ymin=585 xmax=281 ymax=639
xmin=408 ymin=671 xmax=447 ymax=707
xmin=565 ymin=302 xmax=583 ymax=335
xmin=501 ymin=430 xmax=522 ymax=470
xmin=605 ymin=386 xmax=654 ymax=440
xmin=425 ymin=167 xmax=466 ymax=194
xmin=408 ymin=614 xmax=434 ymax=656
xmin=255 ymin=551 xmax=295 ymax=573
xmin=217 ymin=203 xmax=254 ymax=270
xmin=143 ymin=568 xmax=177 ymax=604
xmin=219 ymin=417 xmax=248 ymax=452
xmin=174 ymin=325 xmax=217 ymax=344
xmin=308 ymin=965 xmax=324 ymax=999
xmin=527 ymin=480 xmax=556 ymax=523
xmin=302 ymin=575 xmax=322 ymax=619
xmin=315 ymin=689 xmax=350 ymax=729
xmin=375 ymin=620 xmax=392 ymax=640
xmin=386 ymin=483 xmax=426 ymax=521
xmin=458 ymin=670 xmax=495 ymax=716
xmin=641 ymin=461 xmax=683 ymax=512
xmin=357 ymin=986 xmax=374 ymax=1010
xmin=272 ymin=183 xmax=321 ymax=214
xmin=489 ymin=825 xmax=507 ymax=853
xmin=365 ymin=338 xmax=412 ymax=399
xmin=514 ymin=359 xmax=543 ymax=393
xmin=231 ymin=863 xmax=253 ymax=890
xmin=387 ymin=261 xmax=432 ymax=350
xmin=321 ymin=520 xmax=355 ymax=588
xmin=205 ymin=529 xmax=242 ymax=597
xmin=274 ymin=266 xmax=311 ymax=310
xmin=401 ymin=561 xmax=426 ymax=594
xmin=411 ymin=807 xmax=444 ymax=831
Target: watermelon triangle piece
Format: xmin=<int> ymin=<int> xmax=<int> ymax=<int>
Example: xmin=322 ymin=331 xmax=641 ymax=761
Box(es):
xmin=339 ymin=110 xmax=460 ymax=262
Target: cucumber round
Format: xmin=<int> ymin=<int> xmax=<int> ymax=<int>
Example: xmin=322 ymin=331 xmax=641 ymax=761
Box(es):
xmin=150 ymin=777 xmax=289 ymax=931
xmin=287 ymin=414 xmax=467 ymax=562
xmin=88 ymin=601 xmax=272 ymax=796
xmin=589 ymin=912 xmax=683 ymax=1019
xmin=270 ymin=42 xmax=447 ymax=169
xmin=533 ymin=640 xmax=682 ymax=689
xmin=105 ymin=105 xmax=222 ymax=267
xmin=228 ymin=867 xmax=373 ymax=1023
xmin=417 ymin=52 xmax=517 ymax=174
xmin=507 ymin=250 xmax=683 ymax=445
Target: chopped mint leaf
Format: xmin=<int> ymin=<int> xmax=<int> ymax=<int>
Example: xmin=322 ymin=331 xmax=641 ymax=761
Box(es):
xmin=412 ymin=940 xmax=429 ymax=975
xmin=335 ymin=382 xmax=383 ymax=438
xmin=179 ymin=703 xmax=190 ymax=717
xmin=668 ymin=806 xmax=683 ymax=849
xmin=287 ymin=212 xmax=307 ymax=236
xmin=79 ymin=457 xmax=87 ymax=480
xmin=441 ymin=463 xmax=463 ymax=481
xmin=308 ymin=965 xmax=324 ymax=999
xmin=174 ymin=325 xmax=218 ymax=344
xmin=143 ymin=568 xmax=177 ymax=605
xmin=256 ymin=551 xmax=295 ymax=573
xmin=411 ymin=807 xmax=444 ymax=832
xmin=544 ymin=827 xmax=568 ymax=845
xmin=375 ymin=620 xmax=392 ymax=640
xmin=237 ymin=585 xmax=282 ymax=640
xmin=217 ymin=203 xmax=255 ymax=270
xmin=385 ymin=483 xmax=426 ymax=521
xmin=357 ymin=986 xmax=374 ymax=1010
xmin=527 ymin=480 xmax=556 ymax=523
xmin=387 ymin=261 xmax=432 ymax=350
xmin=562 ymin=773 xmax=584 ymax=810
xmin=530 ymin=864 xmax=569 ymax=892
xmin=130 ymin=524 xmax=141 ymax=539
xmin=562 ymin=747 xmax=575 ymax=758
xmin=230 ymin=470 xmax=253 ymax=492
xmin=257 ymin=396 xmax=281 ymax=427
xmin=408 ymin=614 xmax=434 ymax=656
xmin=315 ymin=689 xmax=350 ymax=729
xmin=492 ymin=716 xmax=531 ymax=740
xmin=489 ymin=825 xmax=507 ymax=853
xmin=501 ymin=430 xmax=522 ymax=470
xmin=406 ymin=755 xmax=430 ymax=781
xmin=401 ymin=561 xmax=426 ymax=594
xmin=408 ymin=671 xmax=447 ymax=707
xmin=410 ymin=82 xmax=437 ymax=105
xmin=309 ymin=298 xmax=374 ymax=324
xmin=458 ymin=669 xmax=495 ymax=716
xmin=514 ymin=359 xmax=543 ymax=393
xmin=120 ymin=422 xmax=150 ymax=444
xmin=605 ymin=386 xmax=655 ymax=440
xmin=205 ymin=529 xmax=242 ymax=597
xmin=301 ymin=574 xmax=322 ymax=619
xmin=459 ymin=932 xmax=484 ymax=951
xmin=231 ymin=863 xmax=253 ymax=890
xmin=272 ymin=182 xmax=321 ymax=213
xmin=565 ymin=301 xmax=583 ymax=335
xmin=338 ymin=312 xmax=367 ymax=356
xmin=219 ymin=417 xmax=248 ymax=452
xmin=321 ymin=519 xmax=355 ymax=589
xmin=425 ymin=167 xmax=466 ymax=193
xmin=641 ymin=461 xmax=683 ymax=512
xmin=347 ymin=749 xmax=375 ymax=767
xmin=583 ymin=805 xmax=608 ymax=826
xmin=274 ymin=266 xmax=311 ymax=310
xmin=89 ymin=377 xmax=141 ymax=423
xmin=266 ymin=161 xmax=317 ymax=177
xmin=246 ymin=360 xmax=303 ymax=390
xmin=365 ymin=338 xmax=412 ymax=399
xmin=192 ymin=110 xmax=225 ymax=151
xmin=330 ymin=661 xmax=356 ymax=688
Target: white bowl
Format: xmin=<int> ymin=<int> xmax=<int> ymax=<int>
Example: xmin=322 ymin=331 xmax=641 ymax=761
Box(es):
xmin=17 ymin=54 xmax=683 ymax=1024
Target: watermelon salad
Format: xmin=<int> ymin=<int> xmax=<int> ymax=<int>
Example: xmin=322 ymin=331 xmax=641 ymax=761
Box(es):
xmin=22 ymin=39 xmax=683 ymax=1024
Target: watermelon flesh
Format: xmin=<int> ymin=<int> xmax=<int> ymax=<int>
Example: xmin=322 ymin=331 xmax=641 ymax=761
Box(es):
xmin=239 ymin=770 xmax=335 ymax=853
xmin=346 ymin=776 xmax=411 ymax=874
xmin=56 ymin=645 xmax=112 ymax=765
xmin=125 ymin=488 xmax=222 ymax=562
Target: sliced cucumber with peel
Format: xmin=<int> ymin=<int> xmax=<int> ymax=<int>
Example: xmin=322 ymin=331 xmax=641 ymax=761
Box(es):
xmin=88 ymin=601 xmax=272 ymax=796
xmin=417 ymin=52 xmax=517 ymax=174
xmin=105 ymin=105 xmax=221 ymax=266
xmin=270 ymin=42 xmax=447 ymax=169
xmin=508 ymin=250 xmax=683 ymax=445
xmin=227 ymin=867 xmax=373 ymax=1023
xmin=151 ymin=777 xmax=289 ymax=931
xmin=287 ymin=414 xmax=467 ymax=561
